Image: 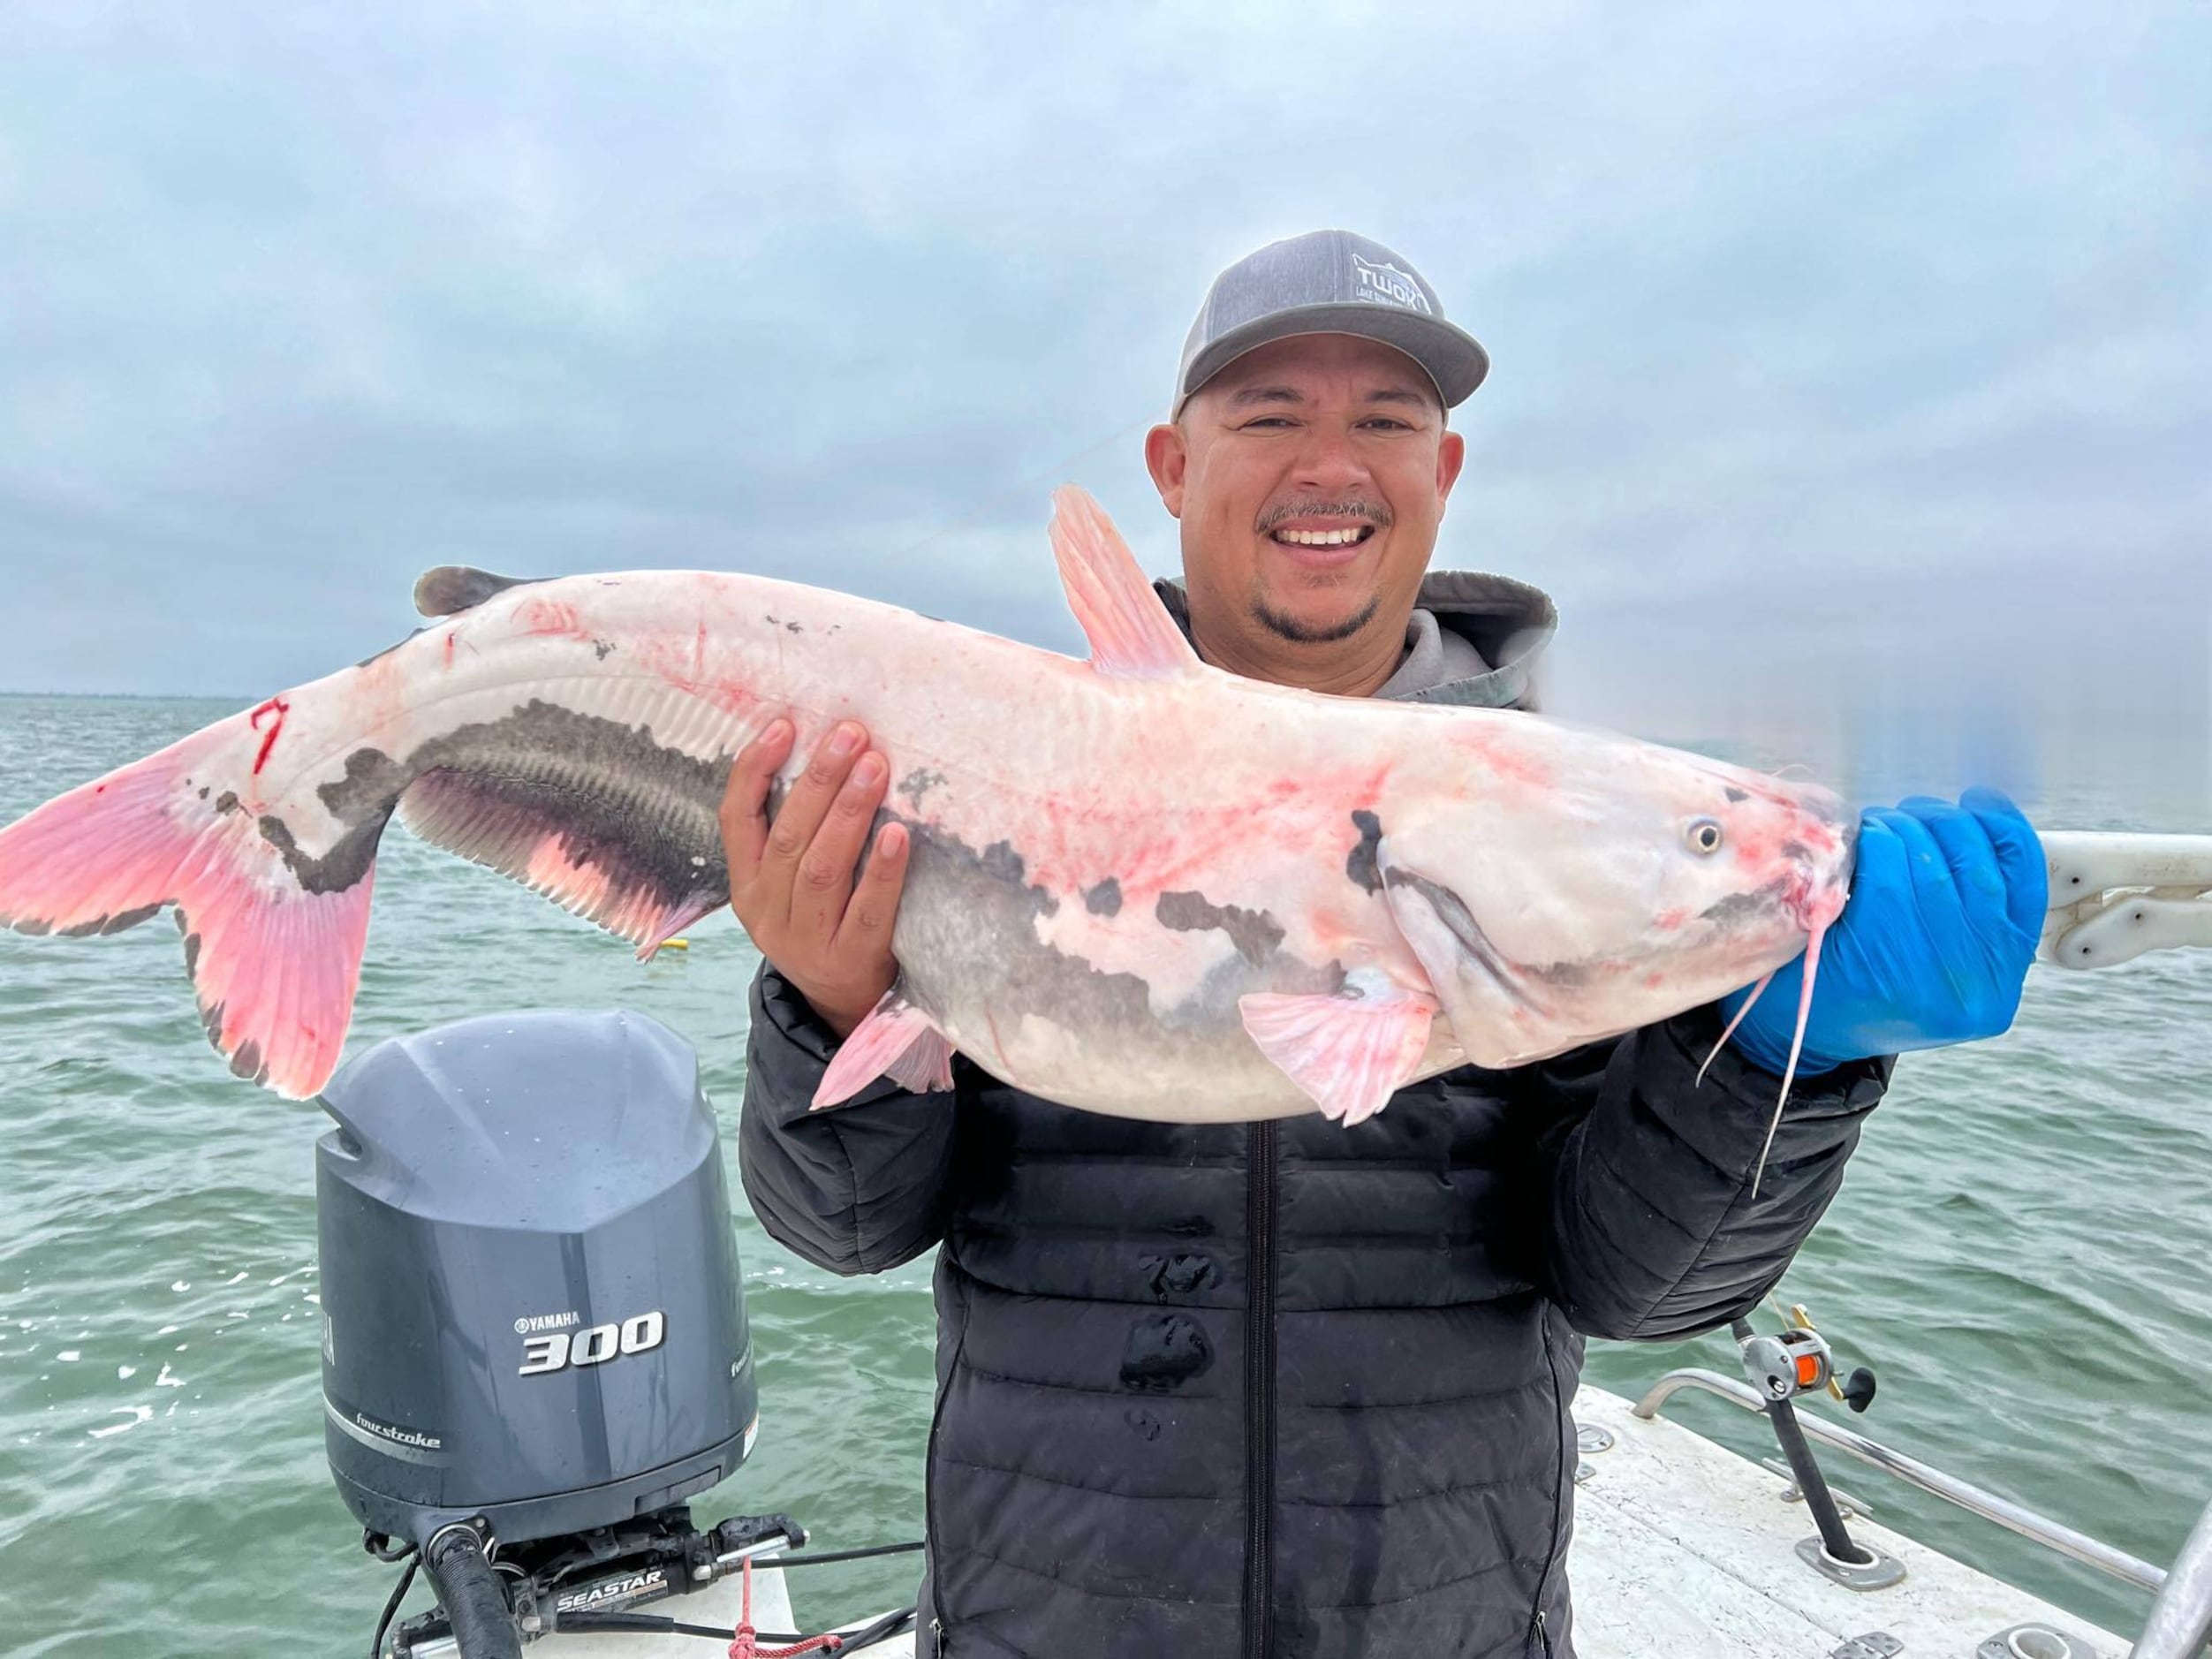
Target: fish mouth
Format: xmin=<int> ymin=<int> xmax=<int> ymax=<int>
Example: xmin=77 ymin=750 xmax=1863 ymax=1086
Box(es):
xmin=1785 ymin=814 xmax=1858 ymax=936
xmin=1788 ymin=875 xmax=1849 ymax=937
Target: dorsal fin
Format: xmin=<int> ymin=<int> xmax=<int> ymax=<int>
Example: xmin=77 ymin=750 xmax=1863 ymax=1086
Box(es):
xmin=413 ymin=566 xmax=540 ymax=618
xmin=1049 ymin=486 xmax=1201 ymax=679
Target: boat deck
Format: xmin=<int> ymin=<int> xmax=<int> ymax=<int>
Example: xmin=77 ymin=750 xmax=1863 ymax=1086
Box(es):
xmin=535 ymin=1385 xmax=2125 ymax=1658
xmin=1566 ymin=1386 xmax=2120 ymax=1657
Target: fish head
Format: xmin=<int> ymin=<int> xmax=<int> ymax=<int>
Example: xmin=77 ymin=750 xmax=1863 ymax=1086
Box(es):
xmin=1376 ymin=723 xmax=1854 ymax=1066
xmin=1629 ymin=750 xmax=1856 ymax=970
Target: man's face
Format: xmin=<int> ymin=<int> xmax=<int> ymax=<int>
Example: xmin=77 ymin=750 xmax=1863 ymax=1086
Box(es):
xmin=1146 ymin=332 xmax=1466 ymax=660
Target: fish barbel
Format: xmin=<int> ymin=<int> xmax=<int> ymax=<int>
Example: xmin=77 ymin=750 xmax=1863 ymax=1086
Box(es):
xmin=0 ymin=489 xmax=1852 ymax=1123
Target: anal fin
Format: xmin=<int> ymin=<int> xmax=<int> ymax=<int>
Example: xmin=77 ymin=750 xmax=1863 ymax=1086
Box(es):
xmin=397 ymin=765 xmax=723 ymax=952
xmin=1239 ymin=976 xmax=1436 ymax=1125
xmin=813 ymin=989 xmax=957 ymax=1108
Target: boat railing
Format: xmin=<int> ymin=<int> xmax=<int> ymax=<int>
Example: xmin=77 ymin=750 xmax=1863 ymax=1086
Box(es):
xmin=1632 ymin=1367 xmax=2212 ymax=1658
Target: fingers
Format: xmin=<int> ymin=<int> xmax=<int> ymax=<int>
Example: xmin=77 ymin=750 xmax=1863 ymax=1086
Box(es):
xmin=1960 ymin=785 xmax=2048 ymax=942
xmin=1875 ymin=807 xmax=1973 ymax=980
xmin=1895 ymin=794 xmax=2009 ymax=944
xmin=714 ymin=714 xmax=910 ymax=1031
xmin=1845 ymin=808 xmax=1909 ymax=927
xmin=836 ymin=821 xmax=911 ymax=956
xmin=787 ymin=741 xmax=892 ymax=938
xmin=718 ymin=716 xmax=794 ymax=887
xmin=753 ymin=720 xmax=867 ymax=906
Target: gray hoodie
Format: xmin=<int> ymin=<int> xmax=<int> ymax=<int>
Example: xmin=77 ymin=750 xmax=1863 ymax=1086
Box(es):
xmin=1149 ymin=569 xmax=1557 ymax=708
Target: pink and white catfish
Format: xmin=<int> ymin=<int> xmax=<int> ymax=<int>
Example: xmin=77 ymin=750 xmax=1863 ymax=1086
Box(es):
xmin=0 ymin=488 xmax=1852 ymax=1125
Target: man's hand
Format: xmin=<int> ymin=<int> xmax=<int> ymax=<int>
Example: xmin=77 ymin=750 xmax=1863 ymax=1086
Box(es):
xmin=720 ymin=716 xmax=910 ymax=1040
xmin=1723 ymin=787 xmax=2047 ymax=1077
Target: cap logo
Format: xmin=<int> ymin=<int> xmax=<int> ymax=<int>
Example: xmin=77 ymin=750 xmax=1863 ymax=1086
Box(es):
xmin=1351 ymin=254 xmax=1431 ymax=314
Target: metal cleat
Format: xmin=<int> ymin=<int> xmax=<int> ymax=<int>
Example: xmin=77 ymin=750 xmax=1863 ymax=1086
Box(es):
xmin=2036 ymin=832 xmax=2212 ymax=970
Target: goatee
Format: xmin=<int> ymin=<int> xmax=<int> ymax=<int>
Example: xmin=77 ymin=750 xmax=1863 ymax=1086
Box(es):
xmin=1254 ymin=594 xmax=1380 ymax=645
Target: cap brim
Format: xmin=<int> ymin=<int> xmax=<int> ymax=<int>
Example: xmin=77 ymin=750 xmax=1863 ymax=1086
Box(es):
xmin=1176 ymin=303 xmax=1490 ymax=416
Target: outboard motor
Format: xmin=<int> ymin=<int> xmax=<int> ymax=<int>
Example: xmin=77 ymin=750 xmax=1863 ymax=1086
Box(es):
xmin=317 ymin=1009 xmax=778 ymax=1655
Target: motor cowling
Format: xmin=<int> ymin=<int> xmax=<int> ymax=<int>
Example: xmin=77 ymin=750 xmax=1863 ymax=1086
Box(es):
xmin=317 ymin=1009 xmax=757 ymax=1550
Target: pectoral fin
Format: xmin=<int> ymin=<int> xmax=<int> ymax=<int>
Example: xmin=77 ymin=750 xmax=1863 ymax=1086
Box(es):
xmin=812 ymin=989 xmax=957 ymax=1108
xmin=1238 ymin=977 xmax=1436 ymax=1125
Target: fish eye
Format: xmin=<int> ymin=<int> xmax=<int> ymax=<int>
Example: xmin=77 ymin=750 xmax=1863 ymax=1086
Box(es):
xmin=1685 ymin=817 xmax=1724 ymax=856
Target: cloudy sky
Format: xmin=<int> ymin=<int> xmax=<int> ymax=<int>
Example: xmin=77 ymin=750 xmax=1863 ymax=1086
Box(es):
xmin=2 ymin=4 xmax=2207 ymax=798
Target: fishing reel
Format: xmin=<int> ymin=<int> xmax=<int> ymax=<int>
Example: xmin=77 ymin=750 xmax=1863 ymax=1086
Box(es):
xmin=1735 ymin=1304 xmax=1877 ymax=1413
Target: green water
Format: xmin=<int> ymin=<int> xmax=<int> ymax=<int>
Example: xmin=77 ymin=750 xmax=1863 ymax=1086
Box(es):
xmin=0 ymin=694 xmax=2206 ymax=1655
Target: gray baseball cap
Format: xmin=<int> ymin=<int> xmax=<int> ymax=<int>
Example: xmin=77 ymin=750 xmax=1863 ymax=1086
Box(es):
xmin=1172 ymin=230 xmax=1489 ymax=417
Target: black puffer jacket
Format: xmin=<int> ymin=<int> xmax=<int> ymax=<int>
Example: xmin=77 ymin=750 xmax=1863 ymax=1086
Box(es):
xmin=739 ymin=576 xmax=1889 ymax=1658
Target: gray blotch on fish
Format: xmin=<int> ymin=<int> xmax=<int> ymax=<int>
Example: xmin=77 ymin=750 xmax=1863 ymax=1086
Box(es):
xmin=250 ymin=748 xmax=412 ymax=896
xmin=1700 ymin=881 xmax=1791 ymax=928
xmin=183 ymin=913 xmax=265 ymax=1083
xmin=888 ymin=814 xmax=1337 ymax=1079
xmin=975 ymin=838 xmax=1043 ymax=902
xmin=58 ymin=903 xmax=161 ymax=937
xmin=229 ymin=1037 xmax=268 ymax=1086
xmin=1155 ymin=890 xmax=1284 ymax=966
xmin=1084 ymin=878 xmax=1123 ymax=916
xmin=897 ymin=768 xmax=946 ymax=809
xmin=890 ymin=820 xmax=1155 ymax=1043
xmin=1345 ymin=809 xmax=1384 ymax=895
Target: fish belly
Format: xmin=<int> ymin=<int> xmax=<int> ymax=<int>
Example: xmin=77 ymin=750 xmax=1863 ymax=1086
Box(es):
xmin=852 ymin=678 xmax=1436 ymax=1122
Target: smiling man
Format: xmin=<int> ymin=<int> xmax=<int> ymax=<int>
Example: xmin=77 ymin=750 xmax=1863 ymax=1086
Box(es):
xmin=723 ymin=231 xmax=2042 ymax=1656
xmin=1153 ymin=330 xmax=1463 ymax=690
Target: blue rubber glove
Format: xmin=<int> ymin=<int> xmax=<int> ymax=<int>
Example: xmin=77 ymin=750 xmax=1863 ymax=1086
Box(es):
xmin=1721 ymin=787 xmax=2047 ymax=1078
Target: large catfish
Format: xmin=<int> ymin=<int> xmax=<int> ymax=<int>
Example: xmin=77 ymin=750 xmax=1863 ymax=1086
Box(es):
xmin=0 ymin=489 xmax=1852 ymax=1125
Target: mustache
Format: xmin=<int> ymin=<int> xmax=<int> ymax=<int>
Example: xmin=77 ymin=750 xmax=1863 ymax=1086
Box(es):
xmin=1255 ymin=497 xmax=1393 ymax=534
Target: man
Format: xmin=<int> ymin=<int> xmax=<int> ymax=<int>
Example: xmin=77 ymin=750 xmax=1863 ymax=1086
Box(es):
xmin=720 ymin=231 xmax=2045 ymax=1656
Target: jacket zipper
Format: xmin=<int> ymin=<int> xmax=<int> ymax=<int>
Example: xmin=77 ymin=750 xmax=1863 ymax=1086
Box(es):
xmin=1243 ymin=1119 xmax=1278 ymax=1659
xmin=1526 ymin=1317 xmax=1568 ymax=1657
xmin=924 ymin=1280 xmax=968 ymax=1659
xmin=925 ymin=1381 xmax=948 ymax=1659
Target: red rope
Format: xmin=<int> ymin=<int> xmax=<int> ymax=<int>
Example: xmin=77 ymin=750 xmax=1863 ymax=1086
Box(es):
xmin=729 ymin=1557 xmax=845 ymax=1659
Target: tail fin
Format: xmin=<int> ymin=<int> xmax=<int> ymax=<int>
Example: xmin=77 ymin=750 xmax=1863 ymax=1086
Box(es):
xmin=0 ymin=713 xmax=379 ymax=1099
